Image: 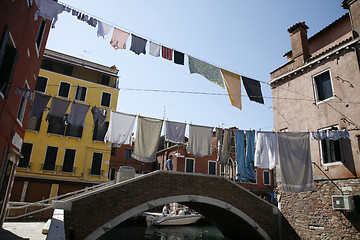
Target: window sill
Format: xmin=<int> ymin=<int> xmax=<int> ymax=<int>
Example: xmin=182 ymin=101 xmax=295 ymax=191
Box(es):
xmin=47 ymin=133 xmax=64 ymax=138
xmin=26 ymin=129 xmax=39 ymax=134
xmin=322 ymin=161 xmax=343 ymax=167
xmin=315 ymin=96 xmax=335 ymax=105
xmin=65 ymin=136 xmax=81 ymax=141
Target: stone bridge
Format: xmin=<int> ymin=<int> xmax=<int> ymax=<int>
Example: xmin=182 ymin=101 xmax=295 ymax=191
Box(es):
xmin=54 ymin=171 xmax=299 ymax=240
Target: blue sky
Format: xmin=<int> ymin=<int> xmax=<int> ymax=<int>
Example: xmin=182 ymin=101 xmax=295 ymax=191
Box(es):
xmin=46 ymin=0 xmax=347 ymax=132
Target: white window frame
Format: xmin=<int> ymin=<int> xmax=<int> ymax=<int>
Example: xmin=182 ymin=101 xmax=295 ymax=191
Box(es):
xmin=185 ymin=157 xmax=195 ymax=173
xmin=17 ymin=81 xmax=30 ymax=126
xmin=35 ymin=75 xmax=48 ymax=93
xmin=62 ymin=148 xmax=76 ymax=174
xmin=251 ymin=169 xmax=257 ymax=185
xmin=100 ymin=91 xmax=111 ymax=108
xmin=58 ymin=81 xmax=71 ymax=98
xmin=75 ymin=85 xmax=87 ymax=102
xmin=42 ymin=146 xmax=58 ymax=172
xmin=90 ymin=152 xmax=103 ymax=177
xmin=0 ymin=30 xmax=16 ymax=99
xmin=35 ymin=18 xmax=46 ymax=57
xmin=208 ymin=160 xmax=217 ymax=175
xmin=312 ymin=69 xmax=334 ymax=104
xmin=263 ymin=170 xmax=271 ymax=186
xmin=318 ymin=125 xmax=343 ymax=166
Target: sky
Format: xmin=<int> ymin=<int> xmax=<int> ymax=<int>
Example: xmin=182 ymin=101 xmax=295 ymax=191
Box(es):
xmin=45 ymin=0 xmax=348 ymax=133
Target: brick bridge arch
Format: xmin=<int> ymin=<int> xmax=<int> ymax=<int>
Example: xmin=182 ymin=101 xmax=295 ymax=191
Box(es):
xmin=54 ymin=171 xmax=299 ymax=240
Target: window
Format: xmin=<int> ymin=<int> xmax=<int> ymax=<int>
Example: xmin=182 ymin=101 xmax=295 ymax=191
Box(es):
xmin=27 ymin=0 xmax=33 ymax=7
xmin=263 ymin=170 xmax=271 ymax=186
xmin=62 ymin=149 xmax=76 ymax=173
xmin=251 ymin=169 xmax=258 ymax=184
xmin=75 ymin=85 xmax=87 ymax=101
xmin=124 ymin=149 xmax=132 ymax=158
xmin=17 ymin=83 xmax=30 ymax=124
xmin=208 ymin=161 xmax=216 ymax=175
xmin=19 ymin=143 xmax=33 ymax=168
xmin=320 ymin=126 xmax=343 ymax=164
xmin=43 ymin=146 xmax=58 ymax=171
xmin=101 ymin=92 xmax=111 ymax=107
xmin=27 ymin=113 xmax=42 ymax=131
xmin=101 ymin=75 xmax=110 ymax=86
xmin=47 ymin=116 xmax=65 ymax=135
xmin=111 ymin=147 xmax=116 ymax=156
xmin=35 ymin=76 xmax=47 ymax=92
xmin=313 ymin=70 xmax=333 ymax=102
xmin=65 ymin=124 xmax=83 ymax=138
xmin=58 ymin=82 xmax=71 ymax=98
xmin=185 ymin=158 xmax=195 ymax=173
xmin=0 ymin=26 xmax=18 ymax=98
xmin=36 ymin=19 xmax=46 ymax=53
xmin=93 ymin=122 xmax=109 ymax=141
xmin=90 ymin=152 xmax=102 ymax=176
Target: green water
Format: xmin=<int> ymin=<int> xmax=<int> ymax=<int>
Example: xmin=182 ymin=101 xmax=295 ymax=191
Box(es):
xmin=99 ymin=220 xmax=230 ymax=240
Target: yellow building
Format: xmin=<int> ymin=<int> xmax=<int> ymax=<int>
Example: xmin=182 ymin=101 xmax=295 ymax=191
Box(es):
xmin=11 ymin=49 xmax=119 ymax=202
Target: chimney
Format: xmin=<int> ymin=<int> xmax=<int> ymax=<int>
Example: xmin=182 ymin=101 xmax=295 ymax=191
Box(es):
xmin=343 ymin=0 xmax=360 ymax=38
xmin=288 ymin=22 xmax=310 ymax=68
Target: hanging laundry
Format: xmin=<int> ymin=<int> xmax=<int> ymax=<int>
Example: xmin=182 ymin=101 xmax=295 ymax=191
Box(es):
xmin=104 ymin=111 xmax=136 ymax=146
xmin=63 ymin=6 xmax=71 ymax=13
xmin=67 ymin=102 xmax=90 ymax=127
xmin=165 ymin=120 xmax=186 ymax=144
xmin=221 ymin=69 xmax=242 ymax=109
xmin=71 ymin=9 xmax=78 ymax=17
xmin=216 ymin=128 xmax=223 ymax=162
xmin=187 ymin=124 xmax=213 ymax=157
xmin=242 ymin=76 xmax=264 ymax=104
xmin=87 ymin=17 xmax=97 ymax=28
xmin=30 ymin=92 xmax=51 ymax=119
xmin=188 ymin=56 xmax=224 ymax=88
xmin=234 ymin=129 xmax=246 ymax=181
xmin=245 ymin=130 xmax=256 ymax=181
xmin=162 ymin=46 xmax=173 ymax=60
xmin=174 ymin=50 xmax=184 ymax=65
xmin=47 ymin=97 xmax=70 ymax=118
xmin=278 ymin=132 xmax=314 ymax=192
xmin=130 ymin=34 xmax=147 ymax=55
xmin=149 ymin=42 xmax=160 ymax=57
xmin=220 ymin=129 xmax=232 ymax=164
xmin=34 ymin=0 xmax=64 ymax=28
xmin=91 ymin=107 xmax=107 ymax=127
xmin=132 ymin=116 xmax=163 ymax=162
xmin=254 ymin=132 xmax=278 ymax=170
xmin=97 ymin=21 xmax=112 ymax=39
xmin=311 ymin=130 xmax=350 ymax=140
xmin=110 ymin=28 xmax=130 ymax=50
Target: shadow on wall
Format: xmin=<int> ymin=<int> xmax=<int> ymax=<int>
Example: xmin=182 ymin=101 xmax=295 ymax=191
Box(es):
xmin=341 ymin=138 xmax=357 ymax=177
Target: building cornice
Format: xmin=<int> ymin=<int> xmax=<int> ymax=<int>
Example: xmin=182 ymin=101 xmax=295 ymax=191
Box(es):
xmin=269 ymin=37 xmax=359 ymax=85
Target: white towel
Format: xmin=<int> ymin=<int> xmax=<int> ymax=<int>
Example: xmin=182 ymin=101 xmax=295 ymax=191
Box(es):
xmin=278 ymin=132 xmax=314 ymax=192
xmin=254 ymin=132 xmax=278 ymax=170
xmin=34 ymin=0 xmax=64 ymax=28
xmin=165 ymin=120 xmax=186 ymax=144
xmin=187 ymin=124 xmax=213 ymax=157
xmin=97 ymin=21 xmax=113 ymax=39
xmin=104 ymin=111 xmax=136 ymax=146
xmin=149 ymin=41 xmax=160 ymax=57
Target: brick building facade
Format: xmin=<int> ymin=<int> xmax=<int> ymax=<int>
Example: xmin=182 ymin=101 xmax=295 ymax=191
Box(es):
xmin=0 ymin=0 xmax=51 ymax=225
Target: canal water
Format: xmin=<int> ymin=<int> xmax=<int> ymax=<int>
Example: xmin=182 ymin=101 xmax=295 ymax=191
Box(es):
xmin=99 ymin=219 xmax=230 ymax=240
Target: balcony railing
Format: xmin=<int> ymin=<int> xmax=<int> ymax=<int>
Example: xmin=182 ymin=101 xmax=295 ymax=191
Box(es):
xmin=41 ymin=163 xmax=56 ymax=172
xmin=88 ymin=169 xmax=105 ymax=179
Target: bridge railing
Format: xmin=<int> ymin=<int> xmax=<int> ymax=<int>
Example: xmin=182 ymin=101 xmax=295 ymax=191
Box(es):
xmin=5 ymin=180 xmax=115 ymax=221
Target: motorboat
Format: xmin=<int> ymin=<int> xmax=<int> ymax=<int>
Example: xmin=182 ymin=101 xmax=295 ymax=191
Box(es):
xmin=145 ymin=211 xmax=202 ymax=226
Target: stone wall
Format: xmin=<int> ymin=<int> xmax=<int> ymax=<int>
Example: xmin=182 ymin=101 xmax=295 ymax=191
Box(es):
xmin=280 ymin=179 xmax=360 ymax=239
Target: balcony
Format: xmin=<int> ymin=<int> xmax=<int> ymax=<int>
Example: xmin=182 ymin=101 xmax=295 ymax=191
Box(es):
xmin=88 ymin=169 xmax=105 ymax=179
